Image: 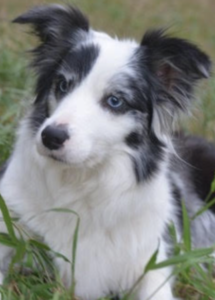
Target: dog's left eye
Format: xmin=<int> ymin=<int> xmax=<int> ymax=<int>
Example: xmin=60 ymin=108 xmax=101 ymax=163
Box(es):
xmin=106 ymin=96 xmax=123 ymax=109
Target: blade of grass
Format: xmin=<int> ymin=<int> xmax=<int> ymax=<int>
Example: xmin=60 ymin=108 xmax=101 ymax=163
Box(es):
xmin=150 ymin=247 xmax=214 ymax=270
xmin=10 ymin=241 xmax=26 ymax=271
xmin=0 ymin=194 xmax=18 ymax=244
xmin=48 ymin=208 xmax=80 ymax=298
xmin=122 ymin=246 xmax=159 ymax=300
xmin=182 ymin=201 xmax=191 ymax=251
xmin=192 ymin=197 xmax=215 ymax=220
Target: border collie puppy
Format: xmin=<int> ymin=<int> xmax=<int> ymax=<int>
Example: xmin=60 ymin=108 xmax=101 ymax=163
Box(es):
xmin=0 ymin=5 xmax=215 ymax=300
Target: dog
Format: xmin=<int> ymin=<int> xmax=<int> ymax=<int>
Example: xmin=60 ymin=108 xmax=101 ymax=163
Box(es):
xmin=0 ymin=4 xmax=215 ymax=300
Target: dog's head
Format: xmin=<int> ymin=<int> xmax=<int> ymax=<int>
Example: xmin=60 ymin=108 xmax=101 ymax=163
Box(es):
xmin=14 ymin=5 xmax=211 ymax=180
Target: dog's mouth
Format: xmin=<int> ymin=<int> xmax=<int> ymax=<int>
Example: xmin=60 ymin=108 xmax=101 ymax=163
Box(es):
xmin=49 ymin=153 xmax=67 ymax=163
xmin=36 ymin=141 xmax=68 ymax=164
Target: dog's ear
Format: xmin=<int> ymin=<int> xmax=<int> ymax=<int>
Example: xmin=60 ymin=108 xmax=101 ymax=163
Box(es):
xmin=141 ymin=29 xmax=212 ymax=132
xmin=13 ymin=5 xmax=89 ymax=43
xmin=13 ymin=5 xmax=89 ymax=102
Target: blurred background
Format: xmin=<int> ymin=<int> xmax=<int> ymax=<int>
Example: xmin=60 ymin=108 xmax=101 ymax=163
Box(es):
xmin=0 ymin=0 xmax=215 ymax=164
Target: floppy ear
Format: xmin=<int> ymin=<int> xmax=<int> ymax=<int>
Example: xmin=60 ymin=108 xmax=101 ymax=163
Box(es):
xmin=141 ymin=29 xmax=212 ymax=132
xmin=13 ymin=5 xmax=89 ymax=101
xmin=13 ymin=5 xmax=89 ymax=43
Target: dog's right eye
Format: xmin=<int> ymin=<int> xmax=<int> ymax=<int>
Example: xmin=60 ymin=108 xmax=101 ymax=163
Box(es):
xmin=55 ymin=76 xmax=74 ymax=99
xmin=59 ymin=79 xmax=68 ymax=94
xmin=56 ymin=77 xmax=69 ymax=95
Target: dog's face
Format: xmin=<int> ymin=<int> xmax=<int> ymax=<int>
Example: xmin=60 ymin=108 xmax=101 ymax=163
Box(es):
xmin=14 ymin=5 xmax=211 ymax=180
xmin=36 ymin=36 xmax=145 ymax=168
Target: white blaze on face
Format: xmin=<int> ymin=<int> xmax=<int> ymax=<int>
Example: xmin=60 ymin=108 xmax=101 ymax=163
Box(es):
xmin=36 ymin=33 xmax=139 ymax=166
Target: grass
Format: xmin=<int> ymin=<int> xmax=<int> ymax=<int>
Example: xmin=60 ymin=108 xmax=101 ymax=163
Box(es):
xmin=0 ymin=0 xmax=215 ymax=299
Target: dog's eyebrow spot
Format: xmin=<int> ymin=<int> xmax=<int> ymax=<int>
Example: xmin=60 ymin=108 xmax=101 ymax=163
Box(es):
xmin=61 ymin=44 xmax=100 ymax=84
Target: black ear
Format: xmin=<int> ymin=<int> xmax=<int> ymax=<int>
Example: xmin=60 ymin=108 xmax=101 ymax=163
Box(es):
xmin=13 ymin=5 xmax=89 ymax=43
xmin=13 ymin=5 xmax=89 ymax=102
xmin=141 ymin=29 xmax=212 ymax=131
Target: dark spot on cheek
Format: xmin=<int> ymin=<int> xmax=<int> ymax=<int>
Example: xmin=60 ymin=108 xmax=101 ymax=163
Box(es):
xmin=128 ymin=132 xmax=165 ymax=182
xmin=126 ymin=132 xmax=142 ymax=149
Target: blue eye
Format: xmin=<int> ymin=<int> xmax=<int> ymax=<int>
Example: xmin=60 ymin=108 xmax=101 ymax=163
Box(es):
xmin=106 ymin=96 xmax=123 ymax=108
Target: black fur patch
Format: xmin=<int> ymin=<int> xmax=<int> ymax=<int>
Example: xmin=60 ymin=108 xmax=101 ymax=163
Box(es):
xmin=139 ymin=30 xmax=211 ymax=131
xmin=141 ymin=29 xmax=211 ymax=80
xmin=58 ymin=44 xmax=100 ymax=91
xmin=125 ymin=132 xmax=142 ymax=149
xmin=130 ymin=133 xmax=165 ymax=182
xmin=180 ymin=135 xmax=215 ymax=213
xmin=171 ymin=182 xmax=183 ymax=228
xmin=30 ymin=101 xmax=49 ymax=132
xmin=13 ymin=5 xmax=89 ymax=42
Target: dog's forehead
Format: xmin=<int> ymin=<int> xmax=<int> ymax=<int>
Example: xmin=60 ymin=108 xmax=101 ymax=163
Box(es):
xmin=92 ymin=30 xmax=113 ymax=42
xmin=61 ymin=30 xmax=139 ymax=81
xmin=80 ymin=30 xmax=139 ymax=82
xmin=93 ymin=30 xmax=138 ymax=65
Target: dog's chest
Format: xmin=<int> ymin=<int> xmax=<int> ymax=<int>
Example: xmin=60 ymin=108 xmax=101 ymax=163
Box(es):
xmin=0 ymin=151 xmax=173 ymax=299
xmin=42 ymin=210 xmax=166 ymax=300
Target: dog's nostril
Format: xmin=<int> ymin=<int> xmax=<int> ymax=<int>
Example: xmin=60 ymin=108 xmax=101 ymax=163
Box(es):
xmin=41 ymin=125 xmax=69 ymax=150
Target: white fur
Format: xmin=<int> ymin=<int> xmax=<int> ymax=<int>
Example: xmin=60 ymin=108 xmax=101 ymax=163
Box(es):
xmin=0 ymin=120 xmax=176 ymax=300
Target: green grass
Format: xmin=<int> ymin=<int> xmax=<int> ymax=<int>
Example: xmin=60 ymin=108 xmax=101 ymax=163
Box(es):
xmin=0 ymin=0 xmax=215 ymax=299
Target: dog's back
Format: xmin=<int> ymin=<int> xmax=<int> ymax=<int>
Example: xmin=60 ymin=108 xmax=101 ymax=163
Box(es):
xmin=171 ymin=135 xmax=215 ymax=248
